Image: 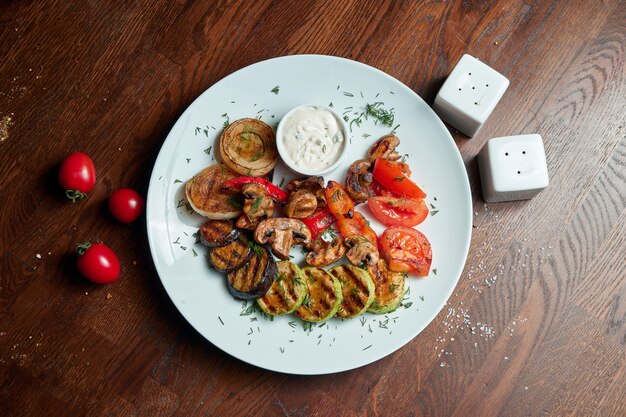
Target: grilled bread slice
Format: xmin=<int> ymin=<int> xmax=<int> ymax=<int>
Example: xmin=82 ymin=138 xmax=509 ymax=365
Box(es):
xmin=186 ymin=164 xmax=241 ymax=219
xmin=366 ymin=259 xmax=406 ymax=314
xmin=227 ymin=244 xmax=277 ymax=300
xmin=209 ymin=237 xmax=253 ymax=272
xmin=329 ymin=265 xmax=375 ymax=318
xmin=200 ymin=220 xmax=240 ymax=247
xmin=257 ymin=261 xmax=307 ymax=315
xmin=295 ymin=267 xmax=342 ymax=322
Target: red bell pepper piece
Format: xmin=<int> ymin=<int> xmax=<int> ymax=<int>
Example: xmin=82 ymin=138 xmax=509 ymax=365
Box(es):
xmin=301 ymin=208 xmax=336 ymax=240
xmin=222 ymin=176 xmax=288 ymax=203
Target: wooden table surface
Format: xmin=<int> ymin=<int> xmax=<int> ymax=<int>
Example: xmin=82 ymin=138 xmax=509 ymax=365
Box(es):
xmin=1 ymin=1 xmax=624 ymax=416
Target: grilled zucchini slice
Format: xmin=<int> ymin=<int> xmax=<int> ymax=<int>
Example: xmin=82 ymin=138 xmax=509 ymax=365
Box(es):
xmin=257 ymin=261 xmax=307 ymax=315
xmin=366 ymin=259 xmax=407 ymax=314
xmin=209 ymin=237 xmax=253 ymax=272
xmin=329 ymin=264 xmax=375 ymax=318
xmin=227 ymin=244 xmax=277 ymax=300
xmin=295 ymin=267 xmax=342 ymax=322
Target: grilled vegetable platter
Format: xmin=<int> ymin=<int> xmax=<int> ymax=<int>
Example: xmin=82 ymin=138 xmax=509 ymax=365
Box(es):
xmin=186 ymin=115 xmax=433 ymax=323
xmin=146 ymin=55 xmax=472 ymax=374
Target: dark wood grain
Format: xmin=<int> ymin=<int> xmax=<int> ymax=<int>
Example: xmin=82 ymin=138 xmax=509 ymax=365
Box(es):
xmin=1 ymin=1 xmax=624 ymax=416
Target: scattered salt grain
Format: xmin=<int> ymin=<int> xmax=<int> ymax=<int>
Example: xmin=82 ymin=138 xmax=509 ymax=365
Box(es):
xmin=35 ymin=254 xmax=41 ymax=259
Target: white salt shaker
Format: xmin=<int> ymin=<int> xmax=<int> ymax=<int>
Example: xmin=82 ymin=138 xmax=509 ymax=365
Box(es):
xmin=433 ymin=54 xmax=509 ymax=137
xmin=478 ymin=134 xmax=550 ymax=203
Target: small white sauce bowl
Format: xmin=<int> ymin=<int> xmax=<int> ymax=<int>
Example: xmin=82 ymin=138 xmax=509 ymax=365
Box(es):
xmin=276 ymin=103 xmax=350 ymax=177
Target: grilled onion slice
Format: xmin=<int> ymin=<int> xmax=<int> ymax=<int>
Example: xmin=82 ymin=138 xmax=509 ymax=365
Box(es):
xmin=186 ymin=164 xmax=241 ymax=219
xmin=219 ymin=118 xmax=278 ymax=177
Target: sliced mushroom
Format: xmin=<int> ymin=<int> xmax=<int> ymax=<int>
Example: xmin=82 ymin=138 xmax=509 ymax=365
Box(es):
xmin=345 ymin=159 xmax=375 ymax=204
xmin=287 ymin=176 xmax=327 ymax=208
xmin=254 ymin=218 xmax=312 ymax=260
xmin=236 ymin=214 xmax=261 ymax=230
xmin=344 ymin=235 xmax=380 ymax=266
xmin=305 ymin=236 xmax=346 ymax=267
xmin=367 ymin=134 xmax=401 ymax=161
xmin=284 ymin=190 xmax=318 ymax=218
xmin=241 ymin=183 xmax=274 ymax=220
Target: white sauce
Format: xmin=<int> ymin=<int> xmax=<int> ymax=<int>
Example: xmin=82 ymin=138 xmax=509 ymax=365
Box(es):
xmin=281 ymin=106 xmax=345 ymax=171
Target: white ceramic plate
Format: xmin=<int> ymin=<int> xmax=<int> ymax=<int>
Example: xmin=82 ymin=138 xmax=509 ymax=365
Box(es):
xmin=146 ymin=55 xmax=472 ymax=375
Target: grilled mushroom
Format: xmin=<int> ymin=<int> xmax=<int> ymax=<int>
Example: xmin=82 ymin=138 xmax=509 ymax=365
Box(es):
xmin=367 ymin=134 xmax=401 ymax=161
xmin=284 ymin=190 xmax=318 ymax=218
xmin=345 ymin=159 xmax=375 ymax=204
xmin=287 ymin=176 xmax=326 ymax=208
xmin=236 ymin=214 xmax=262 ymax=230
xmin=344 ymin=235 xmax=380 ymax=266
xmin=305 ymin=236 xmax=346 ymax=267
xmin=254 ymin=218 xmax=312 ymax=260
xmin=241 ymin=183 xmax=274 ymax=220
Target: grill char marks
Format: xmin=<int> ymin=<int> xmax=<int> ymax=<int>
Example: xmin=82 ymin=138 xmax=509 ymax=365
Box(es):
xmin=200 ymin=220 xmax=240 ymax=248
xmin=257 ymin=261 xmax=307 ymax=316
xmin=329 ymin=264 xmax=375 ymax=319
xmin=295 ymin=267 xmax=343 ymax=322
xmin=365 ymin=259 xmax=406 ymax=314
xmin=209 ymin=237 xmax=253 ymax=272
xmin=226 ymin=245 xmax=276 ymax=300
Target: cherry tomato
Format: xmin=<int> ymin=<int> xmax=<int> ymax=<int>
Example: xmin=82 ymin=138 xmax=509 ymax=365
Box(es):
xmin=368 ymin=196 xmax=429 ymax=227
xmin=381 ymin=226 xmax=432 ymax=276
xmin=59 ymin=152 xmax=96 ymax=202
xmin=372 ymin=158 xmax=426 ymax=199
xmin=76 ymin=242 xmax=120 ymax=284
xmin=109 ymin=188 xmax=145 ymax=224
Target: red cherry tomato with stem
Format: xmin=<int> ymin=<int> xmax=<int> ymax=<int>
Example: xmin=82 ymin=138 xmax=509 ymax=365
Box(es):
xmin=109 ymin=189 xmax=145 ymax=224
xmin=76 ymin=242 xmax=120 ymax=284
xmin=59 ymin=152 xmax=96 ymax=202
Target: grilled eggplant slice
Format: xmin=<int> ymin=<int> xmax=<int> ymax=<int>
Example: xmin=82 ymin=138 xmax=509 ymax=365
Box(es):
xmin=257 ymin=261 xmax=307 ymax=315
xmin=329 ymin=264 xmax=375 ymax=318
xmin=295 ymin=267 xmax=342 ymax=322
xmin=366 ymin=259 xmax=406 ymax=314
xmin=200 ymin=220 xmax=240 ymax=248
xmin=209 ymin=237 xmax=253 ymax=272
xmin=227 ymin=244 xmax=277 ymax=300
xmin=186 ymin=164 xmax=241 ymax=219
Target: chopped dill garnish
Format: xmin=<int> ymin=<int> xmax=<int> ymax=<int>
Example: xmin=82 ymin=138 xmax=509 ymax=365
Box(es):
xmin=247 ymin=240 xmax=264 ymax=256
xmin=364 ymin=102 xmax=395 ymax=127
xmin=271 ymin=85 xmax=280 ymax=94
